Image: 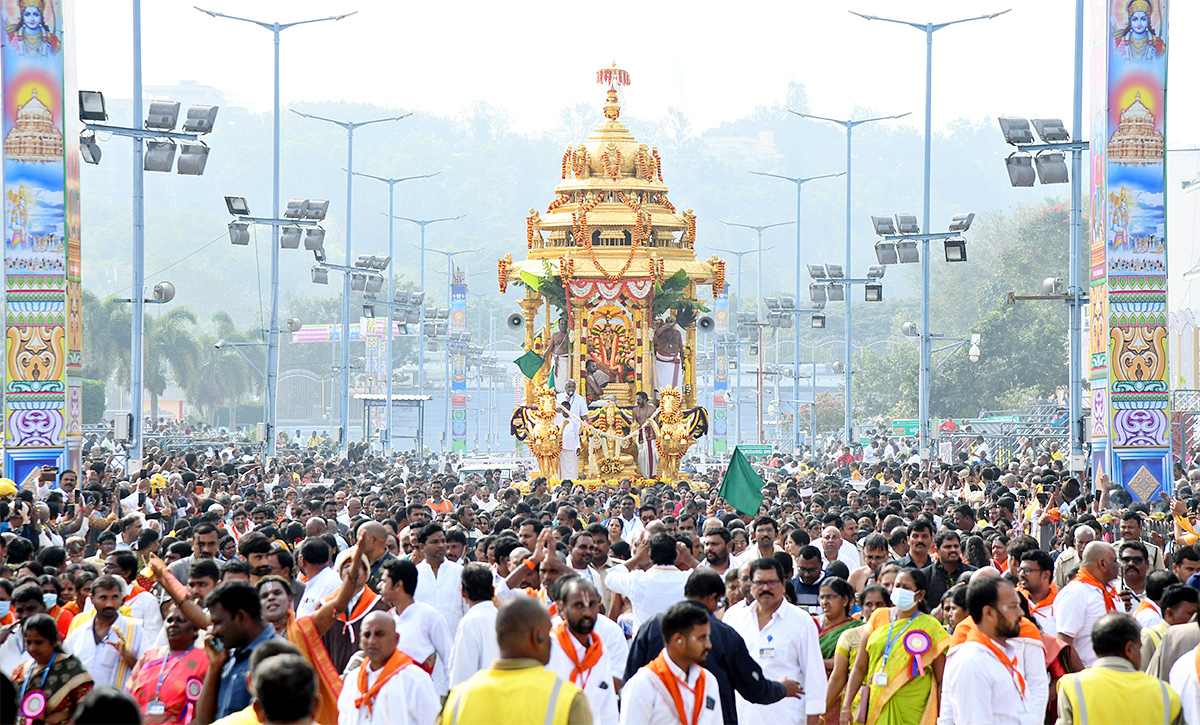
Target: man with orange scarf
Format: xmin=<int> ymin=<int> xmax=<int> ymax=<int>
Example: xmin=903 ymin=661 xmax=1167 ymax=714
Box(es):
xmin=336 ymin=610 xmax=438 ymax=725
xmin=622 ymin=600 xmax=723 ymax=724
xmin=548 ymin=577 xmax=618 ymax=722
xmin=1056 ymin=541 xmax=1118 ymax=668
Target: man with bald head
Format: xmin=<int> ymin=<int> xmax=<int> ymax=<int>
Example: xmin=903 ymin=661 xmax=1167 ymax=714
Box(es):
xmin=1054 ymin=523 xmax=1097 ymax=588
xmin=358 ymin=521 xmax=397 ymax=592
xmin=1057 ymin=540 xmax=1119 ymax=668
xmin=337 ymin=610 xmax=439 ymax=724
xmin=442 ymin=597 xmax=593 ymax=724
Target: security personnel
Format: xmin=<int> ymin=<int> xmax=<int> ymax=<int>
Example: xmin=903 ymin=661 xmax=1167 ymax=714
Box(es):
xmin=1057 ymin=612 xmax=1182 ymax=725
xmin=441 ymin=596 xmax=592 ymax=725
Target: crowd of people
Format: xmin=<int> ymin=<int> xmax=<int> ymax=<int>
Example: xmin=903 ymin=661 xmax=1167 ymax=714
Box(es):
xmin=3 ymin=435 xmax=1200 ymax=724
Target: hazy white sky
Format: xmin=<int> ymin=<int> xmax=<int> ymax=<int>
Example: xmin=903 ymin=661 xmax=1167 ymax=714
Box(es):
xmin=74 ymin=0 xmax=1200 ymax=146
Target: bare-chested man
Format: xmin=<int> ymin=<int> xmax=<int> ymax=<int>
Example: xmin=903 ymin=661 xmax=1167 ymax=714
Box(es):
xmin=631 ymin=391 xmax=658 ymax=477
xmin=584 ymin=359 xmax=617 ymax=407
xmin=653 ymin=314 xmax=683 ymax=392
xmin=543 ymin=318 xmax=570 ymax=391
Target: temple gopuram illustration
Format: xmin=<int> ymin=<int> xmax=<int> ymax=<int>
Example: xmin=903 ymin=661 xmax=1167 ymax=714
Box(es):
xmin=504 ymin=65 xmax=719 ymax=485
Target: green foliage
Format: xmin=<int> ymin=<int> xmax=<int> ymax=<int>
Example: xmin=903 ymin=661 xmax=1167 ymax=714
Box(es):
xmin=81 ymin=379 xmax=106 ymax=425
xmin=651 ymin=269 xmax=710 ymax=324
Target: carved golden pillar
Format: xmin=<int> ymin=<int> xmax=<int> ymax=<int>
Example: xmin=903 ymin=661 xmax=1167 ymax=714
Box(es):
xmin=519 ymin=293 xmax=541 ymax=405
xmin=571 ymin=299 xmax=587 ymax=390
xmin=685 ymin=283 xmax=697 ymax=409
xmin=637 ymin=299 xmax=650 ymax=395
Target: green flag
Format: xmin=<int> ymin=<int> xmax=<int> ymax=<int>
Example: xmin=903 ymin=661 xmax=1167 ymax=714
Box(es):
xmin=514 ymin=350 xmax=545 ymax=380
xmin=547 ymin=364 xmax=556 ymax=391
xmin=718 ymin=447 xmax=765 ymax=515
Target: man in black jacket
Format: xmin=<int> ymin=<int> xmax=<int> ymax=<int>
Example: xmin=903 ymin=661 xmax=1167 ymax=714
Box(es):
xmin=623 ymin=568 xmax=802 ymax=724
xmin=922 ymin=528 xmax=976 ymax=606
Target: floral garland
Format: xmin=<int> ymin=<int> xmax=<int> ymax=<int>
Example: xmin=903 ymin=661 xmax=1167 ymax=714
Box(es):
xmin=652 ymin=147 xmax=663 ymax=181
xmin=558 ymin=255 xmax=575 ymax=286
xmin=654 ymin=192 xmax=676 ymax=214
xmin=526 ymin=213 xmax=537 ymax=249
xmin=601 ymin=145 xmax=622 ymax=180
xmin=561 ymin=147 xmax=572 ymax=179
xmin=571 ymin=194 xmax=601 ymax=248
xmin=686 ymin=213 xmax=697 ymax=248
xmin=497 ymin=254 xmax=512 ymax=294
xmin=713 ymin=260 xmax=725 ymax=299
xmin=636 ymin=147 xmax=654 ymax=180
xmin=546 ymin=192 xmax=571 ymax=214
xmin=571 ymin=145 xmax=589 ymax=179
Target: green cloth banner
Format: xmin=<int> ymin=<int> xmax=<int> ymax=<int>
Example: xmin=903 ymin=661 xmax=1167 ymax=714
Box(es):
xmin=718 ymin=447 xmax=765 ymax=515
xmin=514 ymin=350 xmax=545 ymax=380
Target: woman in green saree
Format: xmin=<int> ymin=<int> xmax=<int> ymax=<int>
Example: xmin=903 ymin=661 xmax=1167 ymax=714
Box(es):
xmin=826 ymin=584 xmax=891 ymax=725
xmin=819 ymin=577 xmax=862 ymax=665
xmin=840 ymin=568 xmax=949 ymax=725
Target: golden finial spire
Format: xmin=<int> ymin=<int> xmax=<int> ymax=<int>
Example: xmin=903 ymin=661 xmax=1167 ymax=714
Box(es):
xmin=597 ymin=61 xmax=630 ymax=120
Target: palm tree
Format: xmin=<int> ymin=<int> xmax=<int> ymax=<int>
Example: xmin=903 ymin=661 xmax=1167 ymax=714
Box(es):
xmin=187 ymin=312 xmax=262 ymax=426
xmin=81 ymin=290 xmax=131 ymax=383
xmin=143 ymin=307 xmax=200 ymax=420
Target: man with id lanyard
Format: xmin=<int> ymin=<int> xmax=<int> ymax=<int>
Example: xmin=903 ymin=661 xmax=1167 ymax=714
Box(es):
xmin=723 ymin=557 xmax=825 ymax=725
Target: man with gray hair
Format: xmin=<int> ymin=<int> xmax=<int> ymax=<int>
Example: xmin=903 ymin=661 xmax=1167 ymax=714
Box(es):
xmin=1054 ymin=523 xmax=1097 ymax=588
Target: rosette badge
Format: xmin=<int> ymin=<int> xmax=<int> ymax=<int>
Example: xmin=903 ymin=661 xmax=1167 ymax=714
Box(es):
xmin=903 ymin=629 xmax=932 ymax=678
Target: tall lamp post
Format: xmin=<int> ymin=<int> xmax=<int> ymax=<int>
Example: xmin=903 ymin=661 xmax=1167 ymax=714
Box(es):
xmin=790 ymin=111 xmax=909 ymax=445
xmin=851 ymin=8 xmax=1009 ymax=461
xmin=391 ymin=215 xmax=464 ymax=456
xmin=750 ymin=171 xmax=844 ymax=451
xmin=352 ymin=172 xmax=439 ymax=454
xmin=428 ymin=247 xmax=471 ymax=452
xmin=709 ymin=246 xmax=767 ymax=446
xmin=197 ymin=6 xmax=356 ymax=457
xmin=291 ymin=110 xmax=410 ymax=455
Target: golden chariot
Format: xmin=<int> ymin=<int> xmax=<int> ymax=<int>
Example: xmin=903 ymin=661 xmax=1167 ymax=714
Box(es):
xmin=504 ymin=66 xmax=721 ymax=486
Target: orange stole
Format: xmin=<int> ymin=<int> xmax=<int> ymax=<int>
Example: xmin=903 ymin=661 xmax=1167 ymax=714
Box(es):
xmin=950 ymin=616 xmax=1044 ymax=648
xmin=286 ymin=612 xmax=343 ymax=725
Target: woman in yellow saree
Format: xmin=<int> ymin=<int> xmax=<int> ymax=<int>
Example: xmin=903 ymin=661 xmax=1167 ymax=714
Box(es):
xmin=839 ymin=568 xmax=949 ymax=725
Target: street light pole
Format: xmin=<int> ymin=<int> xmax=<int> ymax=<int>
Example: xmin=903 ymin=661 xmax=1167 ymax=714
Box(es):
xmin=1068 ymin=0 xmax=1085 ymax=470
xmin=292 ymin=112 xmax=410 ymax=455
xmin=851 ymin=8 xmax=1009 ymax=461
xmin=352 ymin=173 xmax=438 ymax=455
xmin=392 ymin=215 xmax=465 ymax=460
xmin=750 ymin=170 xmax=844 ymax=452
xmin=791 ymin=110 xmax=910 ymax=444
xmin=130 ymin=0 xmax=145 ymax=471
xmin=196 ymin=7 xmax=355 ymax=457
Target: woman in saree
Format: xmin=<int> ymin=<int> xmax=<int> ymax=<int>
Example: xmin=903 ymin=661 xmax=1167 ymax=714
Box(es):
xmin=819 ymin=577 xmax=862 ymax=667
xmin=11 ymin=613 xmax=92 ymax=724
xmin=127 ymin=604 xmax=209 ymax=724
xmin=840 ymin=568 xmax=950 ymax=725
xmin=827 ymin=585 xmax=891 ymax=725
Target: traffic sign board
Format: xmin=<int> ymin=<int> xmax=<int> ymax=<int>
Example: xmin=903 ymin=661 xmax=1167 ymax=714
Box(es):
xmin=736 ymin=444 xmax=774 ymax=458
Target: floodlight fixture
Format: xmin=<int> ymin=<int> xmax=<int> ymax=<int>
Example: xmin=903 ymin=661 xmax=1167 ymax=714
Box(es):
xmin=897 ymin=240 xmax=920 ymax=264
xmin=143 ymin=139 xmax=176 ymax=172
xmin=1035 ymin=152 xmax=1069 ymax=184
xmin=1031 ymin=118 xmax=1070 ymax=143
xmin=284 ymin=199 xmax=308 ymax=219
xmin=396 ymin=320 xmax=408 ymax=335
xmin=214 ymin=339 xmax=226 ymax=350
xmin=228 ymin=220 xmax=250 ymax=246
xmin=145 ymin=101 xmax=181 ymax=131
xmin=767 ymin=312 xmax=782 ymax=327
xmin=807 ymin=264 xmax=827 ymax=279
xmin=350 ymin=272 xmax=367 ymax=291
xmin=1005 ymin=153 xmax=1036 ymax=187
xmin=811 ymin=312 xmax=826 ymax=328
xmin=875 ymin=240 xmax=898 ymax=265
xmin=437 ymin=308 xmax=450 ymax=320
xmin=948 ymin=212 xmax=975 ymax=233
xmin=825 ymin=264 xmax=845 ymax=279
xmin=311 ymin=266 xmax=329 ymax=285
xmin=826 ymin=283 xmax=845 ymax=302
xmin=406 ymin=308 xmax=420 ymax=324
xmin=355 ymin=254 xmax=374 ymax=268
xmin=78 ymin=91 xmax=107 ymax=122
xmin=435 ymin=322 xmax=448 ymax=336
xmin=901 ymin=321 xmax=918 ymax=337
xmin=864 ymin=283 xmax=883 ymax=302
xmin=394 ymin=290 xmax=409 ymax=305
xmin=79 ymin=131 xmax=101 ymax=164
xmin=409 ymin=291 xmax=425 ymax=306
xmin=176 ymin=141 xmax=210 ymax=175
xmin=871 ymin=215 xmax=897 ymax=236
xmin=312 ymin=247 xmax=326 ymax=263
xmin=303 ymin=227 xmax=325 ymax=251
xmin=780 ymin=295 xmax=795 ymax=309
xmin=364 ymin=274 xmax=385 ymax=295
xmin=894 ymin=214 xmax=920 ymax=235
xmin=303 ymin=199 xmax=329 ymax=221
xmin=280 ymin=225 xmax=302 ymax=249
xmin=224 ymin=196 xmax=250 ymax=216
xmin=423 ymin=322 xmax=437 ymax=336
xmin=866 ymin=265 xmax=886 ymax=279
xmin=943 ymin=238 xmax=967 ymax=263
xmin=363 ymin=304 xmax=375 ymax=319
xmin=998 ymin=117 xmax=1034 ymax=145
xmin=181 ymin=105 xmax=219 ymax=134
xmin=765 ymin=296 xmax=781 ymax=310
xmin=809 ymin=282 xmax=827 ymax=304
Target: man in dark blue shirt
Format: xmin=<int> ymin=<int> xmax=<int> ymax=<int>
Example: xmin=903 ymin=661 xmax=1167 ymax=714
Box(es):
xmin=624 ymin=569 xmax=802 ymax=724
xmin=790 ymin=545 xmax=826 ymax=617
xmin=199 ymin=580 xmax=280 ymax=721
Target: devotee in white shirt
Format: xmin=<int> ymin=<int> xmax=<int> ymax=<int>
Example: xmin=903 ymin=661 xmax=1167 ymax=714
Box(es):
xmin=449 ymin=564 xmax=500 ymax=688
xmin=63 ymin=575 xmax=146 ymax=689
xmin=547 ymin=578 xmax=619 ymax=722
xmin=336 ymin=611 xmax=439 ymax=725
xmin=723 ymin=557 xmax=825 ymax=725
xmin=295 ymin=537 xmax=340 ymax=618
xmin=1056 ymin=542 xmax=1119 ymax=668
xmin=938 ymin=576 xmax=1038 ymax=725
xmin=380 ymin=558 xmax=453 ymax=695
xmin=621 ymin=601 xmax=724 ymax=725
xmin=604 ymin=533 xmax=692 ymax=632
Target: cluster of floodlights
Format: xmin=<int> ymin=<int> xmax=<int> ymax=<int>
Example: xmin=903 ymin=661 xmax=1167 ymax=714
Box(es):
xmin=807 ymin=263 xmax=886 ymax=303
xmin=225 ymin=197 xmax=329 ymax=260
xmin=79 ymin=90 xmax=218 ymax=174
xmin=871 ymin=213 xmax=973 ymax=264
xmin=763 ymin=295 xmax=827 ymax=329
xmin=998 ymin=117 xmax=1072 ymax=187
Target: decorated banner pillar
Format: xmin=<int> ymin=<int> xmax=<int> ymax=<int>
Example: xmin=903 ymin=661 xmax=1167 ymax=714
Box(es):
xmin=1089 ymin=0 xmax=1171 ymax=499
xmin=451 ymin=283 xmax=467 ymax=452
xmin=3 ymin=0 xmax=81 ymax=479
xmin=713 ymin=286 xmax=729 ymax=454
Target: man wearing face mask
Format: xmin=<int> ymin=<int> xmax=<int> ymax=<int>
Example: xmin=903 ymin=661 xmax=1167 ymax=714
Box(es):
xmin=1057 ymin=541 xmax=1119 ymax=668
xmin=0 ymin=582 xmax=47 ymax=678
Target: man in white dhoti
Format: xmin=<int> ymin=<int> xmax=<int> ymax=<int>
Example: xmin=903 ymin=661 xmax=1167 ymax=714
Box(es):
xmin=631 ymin=391 xmax=657 ymax=478
xmin=337 ymin=610 xmax=439 ymax=725
xmin=542 ymin=318 xmax=570 ymax=392
xmin=653 ymin=315 xmax=683 ymax=393
xmin=557 ymin=380 xmax=587 ymax=480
